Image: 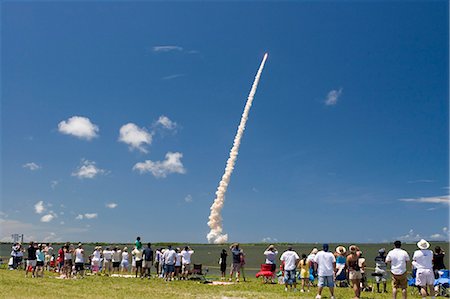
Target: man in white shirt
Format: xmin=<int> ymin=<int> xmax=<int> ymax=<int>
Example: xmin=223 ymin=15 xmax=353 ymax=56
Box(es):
xmin=102 ymin=247 xmax=113 ymax=275
xmin=74 ymin=243 xmax=85 ymax=278
xmin=163 ymin=245 xmax=177 ymax=281
xmin=314 ymin=244 xmax=336 ymax=299
xmin=386 ymin=240 xmax=410 ymax=299
xmin=181 ymin=246 xmax=194 ymax=279
xmin=412 ymin=239 xmax=435 ymax=299
xmin=280 ymin=245 xmax=300 ymax=292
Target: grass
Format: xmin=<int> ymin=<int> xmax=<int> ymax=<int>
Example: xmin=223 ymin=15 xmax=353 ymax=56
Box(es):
xmin=1 ymin=268 xmax=408 ymax=299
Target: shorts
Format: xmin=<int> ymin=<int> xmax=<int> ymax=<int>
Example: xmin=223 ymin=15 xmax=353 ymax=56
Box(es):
xmin=166 ymin=264 xmax=175 ymax=273
xmin=318 ymin=275 xmax=335 ymax=287
xmin=113 ymin=262 xmax=120 ymax=268
xmin=121 ymin=260 xmax=129 ymax=269
xmin=175 ymin=265 xmax=182 ymax=273
xmin=349 ymin=270 xmax=362 ymax=280
xmin=231 ymin=262 xmax=241 ymax=273
xmin=143 ymin=260 xmax=152 ymax=268
xmin=220 ymin=263 xmax=227 ymax=272
xmin=391 ymin=272 xmax=408 ymax=289
xmin=36 ymin=261 xmax=44 ymax=267
xmin=416 ymin=269 xmax=434 ymax=286
xmin=182 ymin=263 xmax=191 ymax=272
xmin=27 ymin=260 xmax=37 ymax=268
xmin=65 ymin=259 xmax=73 ymax=267
xmin=103 ymin=260 xmax=112 ymax=270
xmin=375 ymin=268 xmax=387 ymax=282
xmin=75 ymin=263 xmax=84 ymax=271
xmin=135 ymin=260 xmax=143 ymax=268
xmin=284 ymin=269 xmax=297 ymax=284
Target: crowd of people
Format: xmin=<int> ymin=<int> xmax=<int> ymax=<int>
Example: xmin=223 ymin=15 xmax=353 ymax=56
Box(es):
xmin=7 ymin=237 xmax=447 ymax=299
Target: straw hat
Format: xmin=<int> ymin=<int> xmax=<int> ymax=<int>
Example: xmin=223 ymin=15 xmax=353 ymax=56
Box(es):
xmin=268 ymin=245 xmax=276 ymax=250
xmin=311 ymin=248 xmax=318 ymax=254
xmin=335 ymin=246 xmax=346 ymax=254
xmin=417 ymin=239 xmax=430 ymax=250
xmin=349 ymin=245 xmax=358 ymax=253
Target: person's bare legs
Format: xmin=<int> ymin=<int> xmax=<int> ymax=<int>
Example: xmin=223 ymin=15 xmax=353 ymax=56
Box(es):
xmin=401 ymin=287 xmax=407 ymax=299
xmin=393 ymin=287 xmax=398 ymax=299
xmin=329 ymin=287 xmax=335 ymax=297
xmin=352 ymin=279 xmax=361 ymax=298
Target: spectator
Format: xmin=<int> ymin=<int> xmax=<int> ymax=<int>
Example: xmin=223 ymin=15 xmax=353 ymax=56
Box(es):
xmin=25 ymin=241 xmax=37 ymax=278
xmin=412 ymin=239 xmax=435 ymax=299
xmin=219 ymin=249 xmax=228 ymax=280
xmin=181 ymin=246 xmax=194 ymax=280
xmin=280 ymin=245 xmax=300 ymax=292
xmin=112 ymin=246 xmax=122 ymax=275
xmin=240 ymin=249 xmax=247 ymax=282
xmin=120 ymin=247 xmax=129 ymax=273
xmin=229 ymin=243 xmax=242 ymax=282
xmin=63 ymin=245 xmax=73 ymax=279
xmin=298 ymin=253 xmax=310 ymax=293
xmin=374 ymin=248 xmax=388 ymax=293
xmin=143 ymin=243 xmax=153 ymax=279
xmin=91 ymin=246 xmax=101 ymax=274
xmin=154 ymin=248 xmax=162 ymax=276
xmin=102 ymin=247 xmax=113 ymax=276
xmin=308 ymin=247 xmax=319 ymax=284
xmin=135 ymin=236 xmax=142 ymax=250
xmin=314 ymin=244 xmax=336 ymax=299
xmin=264 ymin=244 xmax=278 ymax=282
xmin=36 ymin=244 xmax=45 ymax=278
xmin=346 ymin=245 xmax=361 ymax=299
xmin=163 ymin=245 xmax=177 ymax=281
xmin=175 ymin=248 xmax=182 ymax=280
xmin=433 ymin=246 xmax=446 ymax=278
xmin=132 ymin=246 xmax=144 ymax=278
xmin=386 ymin=240 xmax=410 ymax=299
xmin=74 ymin=243 xmax=85 ymax=278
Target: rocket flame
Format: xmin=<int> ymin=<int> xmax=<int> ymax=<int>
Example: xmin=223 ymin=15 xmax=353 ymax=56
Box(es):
xmin=207 ymin=53 xmax=268 ymax=244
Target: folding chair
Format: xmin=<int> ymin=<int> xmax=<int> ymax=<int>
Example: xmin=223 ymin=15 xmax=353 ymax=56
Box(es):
xmin=256 ymin=264 xmax=275 ymax=283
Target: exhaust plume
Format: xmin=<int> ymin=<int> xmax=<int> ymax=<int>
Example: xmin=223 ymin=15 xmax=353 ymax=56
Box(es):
xmin=207 ymin=53 xmax=268 ymax=244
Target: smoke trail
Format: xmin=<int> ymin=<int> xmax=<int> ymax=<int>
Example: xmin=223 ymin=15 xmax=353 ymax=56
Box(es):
xmin=207 ymin=53 xmax=268 ymax=244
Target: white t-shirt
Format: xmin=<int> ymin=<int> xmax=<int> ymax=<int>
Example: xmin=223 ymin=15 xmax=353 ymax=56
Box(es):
xmin=307 ymin=253 xmax=316 ymax=263
xmin=175 ymin=253 xmax=182 ymax=266
xmin=163 ymin=249 xmax=177 ymax=265
xmin=412 ymin=249 xmax=433 ymax=270
xmin=75 ymin=248 xmax=84 ymax=263
xmin=264 ymin=250 xmax=278 ymax=264
xmin=112 ymin=250 xmax=121 ymax=263
xmin=92 ymin=250 xmax=101 ymax=262
xmin=386 ymin=248 xmax=410 ymax=275
xmin=314 ymin=251 xmax=336 ymax=277
xmin=103 ymin=250 xmax=113 ymax=261
xmin=181 ymin=250 xmax=194 ymax=265
xmin=121 ymin=251 xmax=129 ymax=262
xmin=132 ymin=249 xmax=143 ymax=261
xmin=280 ymin=250 xmax=300 ymax=271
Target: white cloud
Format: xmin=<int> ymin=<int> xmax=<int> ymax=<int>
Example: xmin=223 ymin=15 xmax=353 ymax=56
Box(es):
xmin=184 ymin=195 xmax=193 ymax=203
xmin=430 ymin=234 xmax=444 ymax=240
xmin=75 ymin=213 xmax=97 ymax=220
xmin=40 ymin=213 xmax=55 ymax=223
xmin=262 ymin=237 xmax=278 ymax=243
xmin=51 ymin=180 xmax=59 ymax=190
xmin=162 ymin=74 xmax=185 ymax=80
xmin=106 ymin=203 xmax=117 ymax=209
xmin=118 ymin=123 xmax=152 ymax=153
xmin=58 ymin=116 xmax=99 ymax=140
xmin=23 ymin=162 xmax=41 ymax=171
xmin=443 ymin=227 xmax=448 ymax=233
xmin=72 ymin=159 xmax=105 ymax=179
xmin=153 ymin=45 xmax=183 ymax=52
xmin=133 ymin=152 xmax=186 ymax=178
xmin=155 ymin=115 xmax=177 ymax=131
xmin=399 ymin=195 xmax=450 ymax=205
xmin=84 ymin=213 xmax=97 ymax=219
xmin=325 ymin=88 xmax=343 ymax=106
xmin=397 ymin=229 xmax=421 ymax=242
xmin=407 ymin=179 xmax=434 ymax=184
xmin=34 ymin=201 xmax=45 ymax=214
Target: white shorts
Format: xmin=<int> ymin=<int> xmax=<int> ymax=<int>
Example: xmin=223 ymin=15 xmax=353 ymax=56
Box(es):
xmin=416 ymin=269 xmax=434 ymax=286
xmin=27 ymin=260 xmax=37 ymax=267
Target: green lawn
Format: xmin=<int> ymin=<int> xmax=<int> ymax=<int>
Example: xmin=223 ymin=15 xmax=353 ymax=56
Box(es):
xmin=0 ymin=269 xmax=417 ymax=299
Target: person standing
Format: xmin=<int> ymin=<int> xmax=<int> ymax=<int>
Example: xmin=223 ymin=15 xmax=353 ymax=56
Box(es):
xmin=112 ymin=246 xmax=122 ymax=275
xmin=132 ymin=246 xmax=144 ymax=278
xmin=163 ymin=245 xmax=177 ymax=281
xmin=143 ymin=243 xmax=154 ymax=279
xmin=374 ymin=248 xmax=388 ymax=293
xmin=91 ymin=246 xmax=101 ymax=274
xmin=102 ymin=247 xmax=113 ymax=276
xmin=154 ymin=248 xmax=162 ymax=277
xmin=219 ymin=249 xmax=228 ymax=280
xmin=229 ymin=243 xmax=243 ymax=282
xmin=433 ymin=246 xmax=446 ymax=278
xmin=298 ymin=253 xmax=311 ymax=292
xmin=74 ymin=243 xmax=85 ymax=278
xmin=120 ymin=247 xmax=129 ymax=273
xmin=386 ymin=240 xmax=410 ymax=299
xmin=174 ymin=248 xmax=182 ymax=280
xmin=181 ymin=246 xmax=194 ymax=280
xmin=412 ymin=239 xmax=436 ymax=299
xmin=26 ymin=241 xmax=37 ymax=278
xmin=36 ymin=244 xmax=45 ymax=278
xmin=347 ymin=245 xmax=362 ymax=299
xmin=314 ymin=244 xmax=336 ymax=299
xmin=264 ymin=244 xmax=278 ymax=283
xmin=280 ymin=245 xmax=300 ymax=292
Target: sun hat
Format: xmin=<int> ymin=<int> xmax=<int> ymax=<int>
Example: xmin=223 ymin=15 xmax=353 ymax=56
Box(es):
xmin=336 ymin=246 xmax=346 ymax=254
xmin=311 ymin=248 xmax=318 ymax=254
xmin=268 ymin=245 xmax=275 ymax=250
xmin=378 ymin=248 xmax=385 ymax=254
xmin=349 ymin=245 xmax=358 ymax=253
xmin=417 ymin=239 xmax=430 ymax=250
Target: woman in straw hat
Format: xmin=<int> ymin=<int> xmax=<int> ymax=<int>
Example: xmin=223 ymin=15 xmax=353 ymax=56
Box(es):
xmin=335 ymin=246 xmax=347 ymax=286
xmin=412 ymin=239 xmax=436 ymax=299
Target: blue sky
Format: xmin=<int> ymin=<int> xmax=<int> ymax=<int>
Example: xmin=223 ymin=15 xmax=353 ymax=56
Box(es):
xmin=1 ymin=1 xmax=448 ymax=243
